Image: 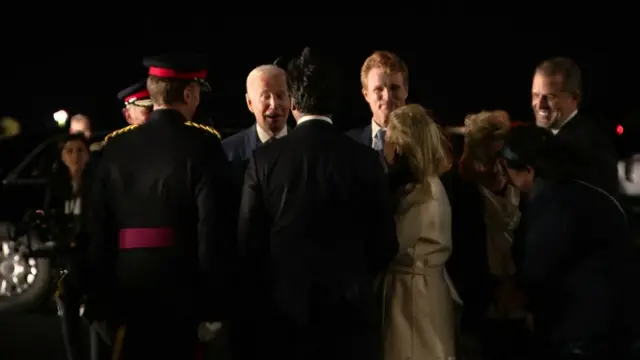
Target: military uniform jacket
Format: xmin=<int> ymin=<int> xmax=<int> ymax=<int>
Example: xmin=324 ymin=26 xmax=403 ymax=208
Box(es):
xmin=86 ymin=108 xmax=234 ymax=320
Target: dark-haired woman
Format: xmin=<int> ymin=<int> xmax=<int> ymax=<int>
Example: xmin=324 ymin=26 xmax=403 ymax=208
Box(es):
xmin=499 ymin=124 xmax=636 ymax=359
xmin=45 ymin=133 xmax=95 ymax=360
xmin=44 ymin=133 xmax=91 ymax=221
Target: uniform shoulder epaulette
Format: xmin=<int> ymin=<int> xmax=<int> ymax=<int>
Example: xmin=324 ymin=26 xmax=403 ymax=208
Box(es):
xmin=103 ymin=124 xmax=140 ymax=144
xmin=184 ymin=121 xmax=221 ymax=140
xmin=89 ymin=141 xmax=104 ymax=152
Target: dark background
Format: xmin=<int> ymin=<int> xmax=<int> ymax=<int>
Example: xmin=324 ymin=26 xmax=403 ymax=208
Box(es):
xmin=0 ymin=20 xmax=638 ymax=360
xmin=1 ymin=21 xmax=637 ymax=149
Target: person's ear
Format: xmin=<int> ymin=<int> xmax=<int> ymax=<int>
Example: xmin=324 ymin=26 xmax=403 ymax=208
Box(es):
xmin=121 ymin=108 xmax=131 ymax=123
xmin=246 ymin=93 xmax=254 ymax=113
xmin=183 ymin=83 xmax=199 ymax=103
xmin=572 ymin=90 xmax=581 ymax=103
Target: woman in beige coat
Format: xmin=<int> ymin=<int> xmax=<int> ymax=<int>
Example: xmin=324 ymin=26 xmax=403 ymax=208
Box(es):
xmin=381 ymin=104 xmax=458 ymax=360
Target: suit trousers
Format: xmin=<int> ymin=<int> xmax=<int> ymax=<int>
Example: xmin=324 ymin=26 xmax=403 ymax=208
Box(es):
xmin=113 ymin=318 xmax=201 ymax=360
xmin=248 ymin=303 xmax=380 ymax=360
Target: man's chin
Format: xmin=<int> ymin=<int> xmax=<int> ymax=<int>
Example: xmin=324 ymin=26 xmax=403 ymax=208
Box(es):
xmin=266 ymin=119 xmax=285 ymax=131
xmin=535 ymin=117 xmax=551 ymax=128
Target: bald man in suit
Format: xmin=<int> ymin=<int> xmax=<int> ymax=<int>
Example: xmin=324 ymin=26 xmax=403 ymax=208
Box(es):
xmin=222 ymin=64 xmax=292 ymax=358
xmin=222 ymin=64 xmax=291 ymax=161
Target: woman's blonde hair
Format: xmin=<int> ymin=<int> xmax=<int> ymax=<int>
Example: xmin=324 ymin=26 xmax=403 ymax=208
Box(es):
xmin=386 ymin=104 xmax=451 ymax=198
xmin=460 ymin=110 xmax=511 ymax=181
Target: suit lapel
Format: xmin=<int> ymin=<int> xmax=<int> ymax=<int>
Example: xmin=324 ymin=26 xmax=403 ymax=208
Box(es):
xmin=245 ymin=124 xmax=261 ymax=155
xmin=362 ymin=125 xmax=372 ymax=147
xmin=245 ymin=123 xmax=293 ymax=155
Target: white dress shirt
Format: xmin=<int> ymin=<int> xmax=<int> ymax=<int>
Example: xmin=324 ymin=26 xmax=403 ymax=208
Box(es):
xmin=297 ymin=115 xmax=333 ymax=125
xmin=256 ymin=123 xmax=288 ymax=143
xmin=551 ymin=110 xmax=578 ymax=135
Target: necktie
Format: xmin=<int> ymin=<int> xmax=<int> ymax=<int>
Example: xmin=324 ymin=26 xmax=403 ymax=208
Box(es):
xmin=263 ymin=137 xmax=276 ymax=146
xmin=373 ymin=128 xmax=386 ymax=151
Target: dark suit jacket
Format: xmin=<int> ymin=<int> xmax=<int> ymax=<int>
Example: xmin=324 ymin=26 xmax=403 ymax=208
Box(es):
xmin=222 ymin=124 xmax=291 ymax=193
xmin=524 ymin=177 xmax=630 ymax=349
xmin=554 ymin=113 xmax=619 ymax=195
xmin=238 ymin=118 xmax=398 ymax=328
xmin=345 ymin=124 xmax=372 ymax=147
xmin=221 ymin=124 xmax=263 ymax=162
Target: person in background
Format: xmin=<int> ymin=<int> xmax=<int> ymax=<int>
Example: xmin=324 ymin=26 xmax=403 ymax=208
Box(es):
xmin=347 ymin=51 xmax=409 ymax=150
xmin=380 ymin=104 xmax=458 ymax=360
xmin=45 ymin=133 xmax=95 ymax=360
xmin=443 ymin=110 xmax=531 ymax=360
xmin=237 ymin=47 xmax=398 ymax=360
xmin=89 ymin=81 xmax=153 ymax=154
xmin=45 ymin=133 xmax=91 ymax=221
xmin=117 ymin=80 xmax=153 ymax=126
xmin=531 ymin=57 xmax=618 ymax=195
xmin=69 ymin=113 xmax=92 ymax=139
xmin=498 ymin=124 xmax=632 ymax=359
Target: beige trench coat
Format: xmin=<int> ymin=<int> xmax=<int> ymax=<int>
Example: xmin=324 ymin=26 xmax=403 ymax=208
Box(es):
xmin=382 ymin=177 xmax=457 ymax=360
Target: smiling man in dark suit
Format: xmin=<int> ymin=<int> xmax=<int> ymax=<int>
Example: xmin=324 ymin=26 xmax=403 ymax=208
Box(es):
xmin=531 ymin=57 xmax=619 ymax=194
xmin=221 ymin=64 xmax=291 ymax=195
xmin=221 ymin=64 xmax=290 ymax=160
xmin=346 ymin=51 xmax=409 ymax=150
xmin=237 ymin=47 xmax=398 ymax=360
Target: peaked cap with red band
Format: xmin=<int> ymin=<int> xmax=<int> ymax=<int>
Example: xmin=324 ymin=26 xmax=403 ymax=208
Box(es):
xmin=117 ymin=80 xmax=152 ymax=107
xmin=143 ymin=53 xmax=211 ymax=91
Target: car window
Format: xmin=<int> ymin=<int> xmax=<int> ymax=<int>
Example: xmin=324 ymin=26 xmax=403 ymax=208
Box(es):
xmin=4 ymin=131 xmax=108 ymax=185
xmin=12 ymin=137 xmax=62 ymax=181
xmin=0 ymin=133 xmax=49 ymax=179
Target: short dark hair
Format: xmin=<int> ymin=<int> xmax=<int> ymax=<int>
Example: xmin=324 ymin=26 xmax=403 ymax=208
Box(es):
xmin=501 ymin=124 xmax=582 ymax=180
xmin=59 ymin=133 xmax=89 ymax=151
xmin=535 ymin=56 xmax=582 ymax=95
xmin=286 ymin=47 xmax=339 ymax=116
xmin=146 ymin=76 xmax=192 ymax=106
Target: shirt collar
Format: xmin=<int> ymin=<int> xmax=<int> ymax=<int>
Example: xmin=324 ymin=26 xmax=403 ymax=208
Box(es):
xmin=256 ymin=123 xmax=288 ymax=143
xmin=298 ymin=115 xmax=333 ymax=125
xmin=371 ymin=118 xmax=383 ymax=141
xmin=551 ymin=110 xmax=578 ymax=135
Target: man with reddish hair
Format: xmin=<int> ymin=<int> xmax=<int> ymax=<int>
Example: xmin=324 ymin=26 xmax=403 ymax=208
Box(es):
xmin=347 ymin=50 xmax=409 ymax=150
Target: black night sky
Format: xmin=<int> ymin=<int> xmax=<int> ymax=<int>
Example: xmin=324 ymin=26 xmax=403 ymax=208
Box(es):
xmin=2 ymin=22 xmax=637 ymax=152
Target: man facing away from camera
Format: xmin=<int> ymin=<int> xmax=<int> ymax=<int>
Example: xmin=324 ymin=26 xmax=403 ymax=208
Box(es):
xmin=86 ymin=53 xmax=233 ymax=360
xmin=236 ymin=47 xmax=398 ymax=360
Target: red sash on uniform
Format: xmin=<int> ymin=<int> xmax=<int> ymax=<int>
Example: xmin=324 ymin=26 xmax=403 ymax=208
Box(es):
xmin=118 ymin=228 xmax=175 ymax=249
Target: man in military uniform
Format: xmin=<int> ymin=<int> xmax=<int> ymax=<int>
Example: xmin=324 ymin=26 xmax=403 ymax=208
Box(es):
xmin=89 ymin=81 xmax=153 ymax=153
xmin=118 ymin=80 xmax=153 ymax=125
xmin=85 ymin=53 xmax=233 ymax=359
